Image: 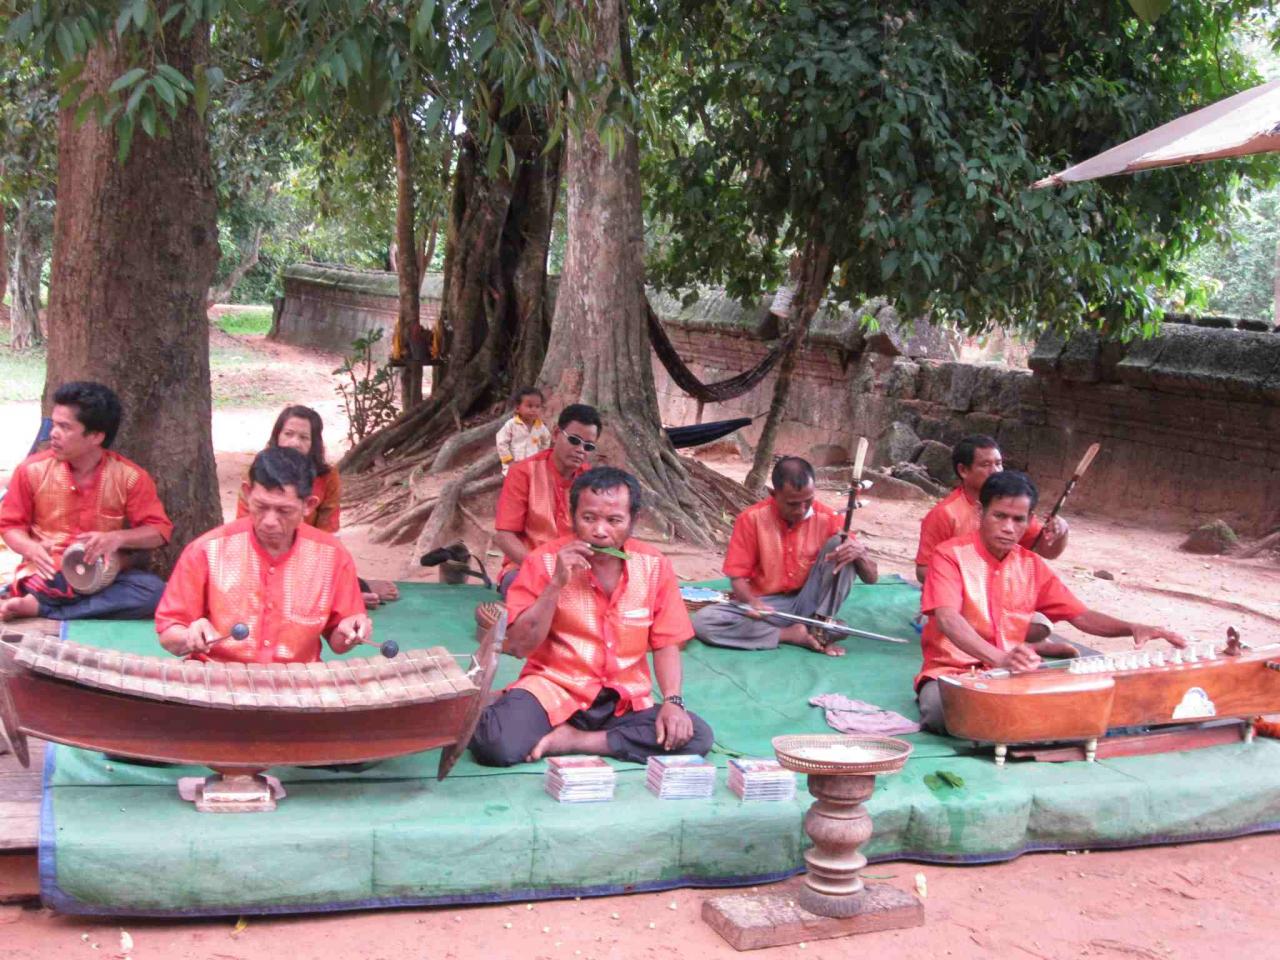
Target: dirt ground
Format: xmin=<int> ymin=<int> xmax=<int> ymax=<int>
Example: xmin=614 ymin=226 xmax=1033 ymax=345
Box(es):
xmin=4 ymin=330 xmax=1280 ymax=959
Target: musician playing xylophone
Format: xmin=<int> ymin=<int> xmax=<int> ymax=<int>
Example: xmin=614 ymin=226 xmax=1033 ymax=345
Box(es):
xmin=916 ymin=470 xmax=1186 ymax=734
xmin=156 ymin=447 xmax=372 ymax=663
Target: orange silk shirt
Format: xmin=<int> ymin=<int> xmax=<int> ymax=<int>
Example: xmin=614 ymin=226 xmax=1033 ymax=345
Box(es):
xmin=0 ymin=449 xmax=173 ymax=580
xmin=916 ymin=532 xmax=1086 ymax=689
xmin=505 ymin=536 xmax=692 ymax=726
xmin=494 ymin=450 xmax=586 ymax=577
xmin=722 ymin=498 xmax=844 ymax=597
xmin=155 ymin=517 xmax=365 ymax=664
xmin=236 ymin=469 xmax=341 ymax=533
xmin=915 ymin=486 xmax=1043 ymax=568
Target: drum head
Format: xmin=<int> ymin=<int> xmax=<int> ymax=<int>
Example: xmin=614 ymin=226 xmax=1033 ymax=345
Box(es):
xmin=61 ymin=544 xmax=120 ymax=594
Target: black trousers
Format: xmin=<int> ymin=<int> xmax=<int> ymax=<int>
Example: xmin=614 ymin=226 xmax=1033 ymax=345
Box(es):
xmin=470 ymin=688 xmax=714 ymax=767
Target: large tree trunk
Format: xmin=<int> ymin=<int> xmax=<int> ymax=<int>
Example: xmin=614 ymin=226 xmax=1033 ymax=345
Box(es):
xmin=43 ymin=26 xmax=221 ymax=571
xmin=9 ymin=195 xmax=45 ymax=350
xmin=743 ymin=237 xmax=835 ymax=495
xmin=538 ymin=0 xmax=729 ymax=546
xmin=391 ymin=110 xmax=424 ymax=408
xmin=341 ymin=109 xmax=561 ymax=474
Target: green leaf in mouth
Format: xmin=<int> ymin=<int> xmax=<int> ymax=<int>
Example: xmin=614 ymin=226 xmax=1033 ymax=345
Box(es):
xmin=590 ymin=545 xmax=630 ymax=560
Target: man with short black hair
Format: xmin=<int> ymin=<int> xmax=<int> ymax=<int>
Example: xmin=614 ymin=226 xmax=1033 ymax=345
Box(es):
xmin=156 ymin=447 xmax=371 ymax=663
xmin=0 ymin=381 xmax=172 ymax=621
xmin=470 ymin=466 xmax=713 ymax=766
xmin=916 ymin=470 xmax=1185 ymax=733
xmin=692 ymin=456 xmax=878 ymax=656
xmin=493 ymin=403 xmax=603 ymax=597
xmin=914 ymin=434 xmax=1067 ymax=584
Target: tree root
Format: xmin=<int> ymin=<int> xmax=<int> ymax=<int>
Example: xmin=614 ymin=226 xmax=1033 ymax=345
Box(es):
xmin=430 ymin=416 xmax=506 ymax=474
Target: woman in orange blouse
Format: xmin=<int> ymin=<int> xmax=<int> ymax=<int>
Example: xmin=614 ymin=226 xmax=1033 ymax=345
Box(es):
xmin=237 ymin=405 xmax=398 ymax=608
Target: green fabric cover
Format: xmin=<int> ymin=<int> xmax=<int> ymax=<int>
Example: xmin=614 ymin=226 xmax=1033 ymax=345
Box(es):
xmin=40 ymin=579 xmax=1280 ymax=916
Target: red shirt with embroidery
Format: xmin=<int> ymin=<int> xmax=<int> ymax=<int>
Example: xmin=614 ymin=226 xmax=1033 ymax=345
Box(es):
xmin=505 ymin=536 xmax=691 ymax=726
xmin=494 ymin=450 xmax=587 ymax=577
xmin=236 ymin=469 xmax=341 ymax=533
xmin=916 ymin=532 xmax=1086 ymax=690
xmin=915 ymin=486 xmax=1044 ymax=569
xmin=722 ymin=498 xmax=844 ymax=596
xmin=0 ymin=449 xmax=173 ymax=580
xmin=155 ymin=517 xmax=365 ymax=665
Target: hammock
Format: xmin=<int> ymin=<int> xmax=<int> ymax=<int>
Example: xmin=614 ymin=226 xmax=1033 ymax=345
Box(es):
xmin=646 ymin=301 xmax=785 ymax=404
xmin=664 ymin=417 xmax=752 ymax=450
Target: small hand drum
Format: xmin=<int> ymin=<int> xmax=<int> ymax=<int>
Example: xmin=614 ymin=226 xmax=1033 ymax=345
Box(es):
xmin=61 ymin=544 xmax=122 ymax=595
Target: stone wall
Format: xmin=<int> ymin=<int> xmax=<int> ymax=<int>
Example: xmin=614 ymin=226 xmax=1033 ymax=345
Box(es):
xmin=274 ymin=262 xmax=442 ymax=358
xmin=275 ymin=261 xmax=1280 ymax=528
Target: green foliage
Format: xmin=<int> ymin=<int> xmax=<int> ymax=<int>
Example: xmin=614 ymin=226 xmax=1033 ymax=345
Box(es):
xmin=639 ymin=0 xmax=1279 ymax=339
xmin=333 ymin=328 xmax=398 ymax=444
xmin=1179 ymin=181 xmax=1280 ymax=321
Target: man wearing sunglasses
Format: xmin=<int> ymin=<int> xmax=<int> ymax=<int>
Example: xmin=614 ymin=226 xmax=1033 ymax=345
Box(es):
xmin=494 ymin=403 xmax=603 ymax=597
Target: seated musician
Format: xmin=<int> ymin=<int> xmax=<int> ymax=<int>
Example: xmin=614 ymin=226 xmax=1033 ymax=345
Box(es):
xmin=493 ymin=403 xmax=601 ymax=598
xmin=156 ymin=447 xmax=371 ymax=662
xmin=235 ymin=404 xmax=397 ymax=608
xmin=470 ymin=466 xmax=714 ymax=766
xmin=915 ymin=435 xmax=1069 ymax=584
xmin=916 ymin=470 xmax=1185 ymax=734
xmin=691 ymin=456 xmax=877 ymax=656
xmin=0 ymin=382 xmax=172 ymax=622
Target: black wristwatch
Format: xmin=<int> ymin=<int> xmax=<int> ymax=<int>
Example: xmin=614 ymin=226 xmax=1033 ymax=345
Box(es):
xmin=664 ymin=694 xmax=686 ymax=710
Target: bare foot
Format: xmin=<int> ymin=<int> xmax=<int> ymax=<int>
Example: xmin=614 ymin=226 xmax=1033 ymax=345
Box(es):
xmin=525 ymin=725 xmax=608 ymax=762
xmin=362 ymin=590 xmax=382 ymax=609
xmin=779 ymin=624 xmax=846 ymax=657
xmin=366 ymin=579 xmax=400 ymax=602
xmin=0 ymin=595 xmax=38 ymax=621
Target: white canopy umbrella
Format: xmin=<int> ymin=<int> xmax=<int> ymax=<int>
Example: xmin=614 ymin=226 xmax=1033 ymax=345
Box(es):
xmin=1032 ymin=77 xmax=1280 ymax=188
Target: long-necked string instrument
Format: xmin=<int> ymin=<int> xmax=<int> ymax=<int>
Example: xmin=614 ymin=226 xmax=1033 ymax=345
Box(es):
xmin=815 ymin=436 xmax=870 ymax=638
xmin=1029 ymin=441 xmax=1100 ymax=552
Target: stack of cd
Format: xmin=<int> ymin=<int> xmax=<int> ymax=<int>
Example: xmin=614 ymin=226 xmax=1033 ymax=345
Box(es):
xmin=727 ymin=758 xmax=797 ymax=801
xmin=544 ymin=756 xmax=616 ymax=803
xmin=645 ymin=754 xmax=716 ymax=799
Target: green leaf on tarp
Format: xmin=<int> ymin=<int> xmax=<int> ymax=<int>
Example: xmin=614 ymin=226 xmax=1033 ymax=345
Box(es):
xmin=1127 ymin=0 xmax=1171 ymax=22
xmin=925 ymin=769 xmax=966 ymax=792
xmin=590 ymin=545 xmax=630 ymax=560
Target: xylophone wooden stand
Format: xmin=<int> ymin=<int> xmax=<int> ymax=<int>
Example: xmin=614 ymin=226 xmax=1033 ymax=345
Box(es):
xmin=178 ymin=769 xmax=287 ymax=813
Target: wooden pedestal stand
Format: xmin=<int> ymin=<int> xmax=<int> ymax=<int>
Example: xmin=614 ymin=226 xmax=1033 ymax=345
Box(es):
xmin=703 ymin=735 xmax=923 ymax=951
xmin=178 ymin=769 xmax=287 ymax=813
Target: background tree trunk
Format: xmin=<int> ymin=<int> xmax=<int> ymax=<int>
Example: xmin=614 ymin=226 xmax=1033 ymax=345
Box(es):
xmin=743 ymin=237 xmax=834 ymax=494
xmin=43 ymin=26 xmax=221 ymax=571
xmin=391 ymin=110 xmax=423 ymax=408
xmin=537 ymin=0 xmax=733 ymax=546
xmin=9 ymin=195 xmax=46 ymax=350
xmin=340 ymin=109 xmax=560 ymax=474
xmin=205 ymin=222 xmax=264 ymax=307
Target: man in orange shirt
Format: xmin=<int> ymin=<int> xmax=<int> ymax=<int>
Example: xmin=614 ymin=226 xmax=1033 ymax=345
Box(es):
xmin=916 ymin=470 xmax=1185 ymax=733
xmin=692 ymin=457 xmax=878 ymax=656
xmin=470 ymin=467 xmax=713 ymax=766
xmin=0 ymin=382 xmax=172 ymax=622
xmin=156 ymin=447 xmax=371 ymax=663
xmin=493 ymin=403 xmax=601 ymax=597
xmin=915 ymin=434 xmax=1068 ymax=583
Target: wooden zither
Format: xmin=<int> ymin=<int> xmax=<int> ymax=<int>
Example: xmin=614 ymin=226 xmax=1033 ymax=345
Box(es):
xmin=939 ymin=630 xmax=1280 ymax=764
xmin=0 ymin=619 xmax=502 ymax=783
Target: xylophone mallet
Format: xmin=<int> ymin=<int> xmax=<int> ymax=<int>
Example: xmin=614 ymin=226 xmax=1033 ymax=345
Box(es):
xmin=349 ymin=624 xmax=399 ymax=658
xmin=209 ymin=623 xmax=251 ymax=646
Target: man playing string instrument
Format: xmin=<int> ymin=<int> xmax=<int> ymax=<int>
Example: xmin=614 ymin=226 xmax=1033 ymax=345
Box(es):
xmin=156 ymin=447 xmax=371 ymax=663
xmin=692 ymin=456 xmax=877 ymax=656
xmin=470 ymin=467 xmax=714 ymax=766
xmin=0 ymin=382 xmax=172 ymax=622
xmin=916 ymin=470 xmax=1186 ymax=734
xmin=493 ymin=403 xmax=601 ymax=597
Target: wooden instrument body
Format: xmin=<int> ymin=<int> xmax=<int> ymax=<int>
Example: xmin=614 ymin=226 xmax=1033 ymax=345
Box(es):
xmin=939 ymin=643 xmax=1280 ymax=747
xmin=0 ymin=622 xmax=503 ymax=778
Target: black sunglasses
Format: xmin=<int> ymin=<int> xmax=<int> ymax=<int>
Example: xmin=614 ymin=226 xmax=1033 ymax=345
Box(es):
xmin=564 ymin=433 xmax=597 ymax=453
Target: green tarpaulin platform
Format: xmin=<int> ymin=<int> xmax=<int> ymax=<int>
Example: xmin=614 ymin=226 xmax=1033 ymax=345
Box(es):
xmin=37 ymin=578 xmax=1280 ymax=917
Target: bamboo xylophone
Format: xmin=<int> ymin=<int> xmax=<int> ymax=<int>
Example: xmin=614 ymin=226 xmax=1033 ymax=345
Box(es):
xmin=0 ymin=617 xmax=503 ymax=780
xmin=938 ymin=635 xmax=1280 ymax=764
